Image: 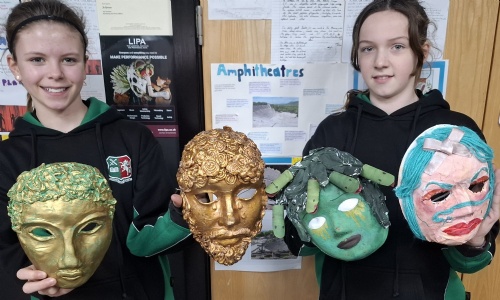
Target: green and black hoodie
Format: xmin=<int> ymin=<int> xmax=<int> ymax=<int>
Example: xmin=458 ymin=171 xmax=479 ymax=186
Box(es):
xmin=284 ymin=89 xmax=498 ymax=300
xmin=0 ymin=98 xmax=192 ymax=300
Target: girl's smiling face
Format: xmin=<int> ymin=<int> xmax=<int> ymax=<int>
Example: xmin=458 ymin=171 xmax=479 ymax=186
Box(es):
xmin=357 ymin=10 xmax=422 ymax=113
xmin=7 ymin=21 xmax=86 ymax=114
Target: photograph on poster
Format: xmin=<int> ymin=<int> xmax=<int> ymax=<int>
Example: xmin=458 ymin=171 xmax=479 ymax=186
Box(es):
xmin=253 ymin=97 xmax=299 ymax=128
xmin=86 ymin=60 xmax=103 ymax=75
xmin=251 ymin=229 xmax=296 ymax=260
xmin=0 ymin=105 xmax=27 ymax=134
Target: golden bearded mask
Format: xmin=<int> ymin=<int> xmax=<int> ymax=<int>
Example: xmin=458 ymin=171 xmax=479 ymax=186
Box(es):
xmin=177 ymin=126 xmax=267 ymax=265
xmin=7 ymin=162 xmax=116 ymax=289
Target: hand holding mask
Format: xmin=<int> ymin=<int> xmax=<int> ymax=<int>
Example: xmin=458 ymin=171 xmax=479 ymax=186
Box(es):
xmin=176 ymin=126 xmax=267 ymax=265
xmin=267 ymin=147 xmax=393 ymax=261
xmin=7 ymin=162 xmax=116 ymax=289
xmin=395 ymin=124 xmax=495 ymax=245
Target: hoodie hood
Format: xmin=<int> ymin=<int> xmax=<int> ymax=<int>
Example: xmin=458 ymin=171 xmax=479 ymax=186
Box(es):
xmin=347 ymin=89 xmax=450 ymax=120
xmin=10 ymin=97 xmax=121 ymax=138
xmin=7 ymin=97 xmax=126 ymax=177
xmin=345 ymin=89 xmax=450 ymax=154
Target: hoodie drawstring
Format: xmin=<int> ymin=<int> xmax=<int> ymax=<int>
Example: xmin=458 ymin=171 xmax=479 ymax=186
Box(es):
xmin=406 ymin=103 xmax=422 ymax=148
xmin=390 ymin=103 xmax=421 ymax=298
xmin=341 ymin=261 xmax=347 ymax=300
xmin=393 ymin=237 xmax=400 ymax=297
xmin=95 ymin=123 xmax=130 ymax=299
xmin=29 ymin=128 xmax=37 ymax=168
xmin=343 ymin=92 xmax=427 ymax=298
xmin=348 ymin=99 xmax=415 ymax=298
xmin=349 ymin=103 xmax=364 ymax=154
xmin=392 ymin=100 xmax=422 ymax=297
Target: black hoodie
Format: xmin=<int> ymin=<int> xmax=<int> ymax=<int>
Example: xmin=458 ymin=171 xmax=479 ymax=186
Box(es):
xmin=284 ymin=90 xmax=499 ymax=300
xmin=0 ymin=98 xmax=192 ymax=300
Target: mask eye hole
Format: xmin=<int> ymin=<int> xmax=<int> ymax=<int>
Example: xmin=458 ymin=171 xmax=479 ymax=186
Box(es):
xmin=195 ymin=193 xmax=211 ymax=204
xmin=430 ymin=191 xmax=450 ymax=202
xmin=338 ymin=198 xmax=358 ymax=212
xmin=423 ymin=189 xmax=450 ymax=203
xmin=27 ymin=227 xmax=54 ymax=241
xmin=80 ymin=222 xmax=102 ymax=234
xmin=31 ymin=227 xmax=52 ymax=237
xmin=308 ymin=217 xmax=326 ymax=230
xmin=469 ymin=176 xmax=488 ymax=193
xmin=237 ymin=188 xmax=256 ymax=200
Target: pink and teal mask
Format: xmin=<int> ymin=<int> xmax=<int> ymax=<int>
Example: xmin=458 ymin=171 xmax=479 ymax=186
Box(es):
xmin=395 ymin=124 xmax=494 ymax=245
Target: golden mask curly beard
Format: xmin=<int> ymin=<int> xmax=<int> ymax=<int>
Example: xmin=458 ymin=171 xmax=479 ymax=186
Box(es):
xmin=183 ymin=208 xmax=263 ymax=266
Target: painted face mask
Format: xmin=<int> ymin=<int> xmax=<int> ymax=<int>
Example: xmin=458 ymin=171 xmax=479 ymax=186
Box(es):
xmin=395 ymin=124 xmax=494 ymax=245
xmin=267 ymin=147 xmax=393 ymax=261
xmin=177 ymin=126 xmax=267 ymax=265
xmin=7 ymin=162 xmax=116 ymax=289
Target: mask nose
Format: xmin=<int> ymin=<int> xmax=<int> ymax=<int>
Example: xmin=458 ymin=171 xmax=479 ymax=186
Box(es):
xmin=59 ymin=239 xmax=80 ymax=268
xmin=218 ymin=194 xmax=240 ymax=226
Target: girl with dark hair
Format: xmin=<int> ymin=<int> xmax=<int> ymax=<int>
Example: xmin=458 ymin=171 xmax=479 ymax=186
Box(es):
xmin=284 ymin=1 xmax=500 ymax=299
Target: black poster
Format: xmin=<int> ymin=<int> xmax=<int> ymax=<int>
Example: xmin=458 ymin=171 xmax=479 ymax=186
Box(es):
xmin=100 ymin=35 xmax=178 ymax=138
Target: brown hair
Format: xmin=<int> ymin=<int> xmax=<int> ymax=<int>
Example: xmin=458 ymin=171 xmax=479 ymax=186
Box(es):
xmin=346 ymin=0 xmax=434 ymax=107
xmin=5 ymin=0 xmax=88 ymax=111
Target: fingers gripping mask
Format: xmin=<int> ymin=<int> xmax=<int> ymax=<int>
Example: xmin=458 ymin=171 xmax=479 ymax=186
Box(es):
xmin=7 ymin=163 xmax=117 ymax=289
xmin=176 ymin=126 xmax=267 ymax=266
xmin=266 ymin=147 xmax=393 ymax=261
xmin=395 ymin=124 xmax=494 ymax=245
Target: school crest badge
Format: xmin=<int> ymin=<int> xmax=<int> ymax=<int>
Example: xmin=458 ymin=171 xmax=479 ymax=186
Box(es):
xmin=106 ymin=155 xmax=132 ymax=184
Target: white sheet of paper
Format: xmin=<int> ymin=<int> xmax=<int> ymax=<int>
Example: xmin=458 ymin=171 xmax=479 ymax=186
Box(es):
xmin=208 ymin=0 xmax=272 ymax=20
xmin=271 ymin=0 xmax=344 ymax=63
xmin=96 ymin=0 xmax=173 ymax=36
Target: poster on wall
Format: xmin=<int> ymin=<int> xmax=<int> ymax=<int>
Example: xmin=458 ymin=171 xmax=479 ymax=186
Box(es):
xmin=211 ymin=63 xmax=348 ymax=159
xmin=65 ymin=0 xmax=107 ymax=101
xmin=0 ymin=0 xmax=33 ymax=138
xmin=100 ymin=35 xmax=178 ymax=138
xmin=271 ymin=0 xmax=449 ymax=64
xmin=96 ymin=0 xmax=177 ymax=138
